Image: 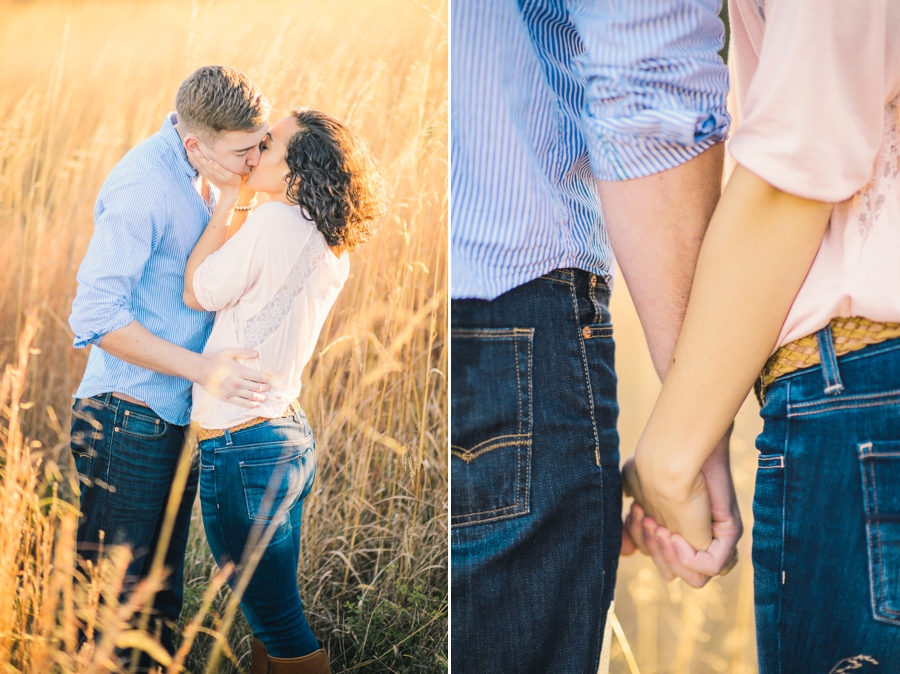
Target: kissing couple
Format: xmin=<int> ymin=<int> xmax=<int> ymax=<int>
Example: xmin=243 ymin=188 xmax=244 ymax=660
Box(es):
xmin=68 ymin=65 xmax=386 ymax=673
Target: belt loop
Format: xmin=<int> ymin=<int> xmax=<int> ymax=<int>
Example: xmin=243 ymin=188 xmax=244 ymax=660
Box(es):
xmin=97 ymin=392 xmax=113 ymax=405
xmin=816 ymin=324 xmax=844 ymax=395
xmin=224 ymin=428 xmax=233 ymax=446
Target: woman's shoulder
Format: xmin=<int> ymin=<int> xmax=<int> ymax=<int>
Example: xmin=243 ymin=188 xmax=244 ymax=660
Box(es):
xmin=252 ymin=200 xmax=310 ymax=224
xmin=249 ymin=201 xmax=316 ymax=240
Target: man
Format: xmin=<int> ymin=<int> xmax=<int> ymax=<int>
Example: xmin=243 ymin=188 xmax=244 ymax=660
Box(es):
xmin=450 ymin=2 xmax=741 ymax=672
xmin=68 ymin=65 xmax=269 ymax=661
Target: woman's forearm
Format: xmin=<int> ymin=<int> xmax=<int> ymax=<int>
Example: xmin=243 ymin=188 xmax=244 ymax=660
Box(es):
xmin=225 ymin=183 xmax=258 ymax=241
xmin=636 ymin=165 xmax=833 ymax=495
xmin=183 ymin=189 xmax=239 ymax=309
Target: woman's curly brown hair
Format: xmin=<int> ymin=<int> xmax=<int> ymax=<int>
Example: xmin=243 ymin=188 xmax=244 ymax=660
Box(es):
xmin=284 ymin=109 xmax=388 ymax=253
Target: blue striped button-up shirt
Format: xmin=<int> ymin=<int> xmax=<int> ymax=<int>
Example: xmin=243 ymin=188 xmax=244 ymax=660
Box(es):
xmin=69 ymin=113 xmax=216 ymax=425
xmin=451 ymin=0 xmax=730 ymax=300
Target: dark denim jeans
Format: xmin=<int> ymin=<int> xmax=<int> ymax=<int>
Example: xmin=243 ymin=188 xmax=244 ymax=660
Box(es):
xmin=70 ymin=393 xmax=197 ymax=660
xmin=754 ymin=327 xmax=900 ymax=674
xmin=198 ymin=410 xmax=319 ymax=658
xmin=451 ymin=269 xmax=622 ymax=674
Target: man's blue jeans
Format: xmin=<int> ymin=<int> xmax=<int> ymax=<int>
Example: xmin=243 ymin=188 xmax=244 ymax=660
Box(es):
xmin=198 ymin=411 xmax=319 ymax=658
xmin=70 ymin=393 xmax=198 ymax=659
xmin=754 ymin=328 xmax=900 ymax=673
xmin=451 ymin=269 xmax=622 ymax=673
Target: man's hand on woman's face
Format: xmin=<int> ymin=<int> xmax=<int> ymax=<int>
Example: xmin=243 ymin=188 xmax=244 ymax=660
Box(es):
xmin=188 ymin=148 xmax=244 ymax=201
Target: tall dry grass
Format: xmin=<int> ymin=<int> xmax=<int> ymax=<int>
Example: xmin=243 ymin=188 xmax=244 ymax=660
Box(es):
xmin=0 ymin=0 xmax=447 ymax=672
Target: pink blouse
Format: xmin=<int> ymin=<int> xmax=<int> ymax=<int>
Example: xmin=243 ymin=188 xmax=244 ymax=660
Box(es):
xmin=190 ymin=201 xmax=349 ymax=430
xmin=728 ymin=0 xmax=900 ymax=348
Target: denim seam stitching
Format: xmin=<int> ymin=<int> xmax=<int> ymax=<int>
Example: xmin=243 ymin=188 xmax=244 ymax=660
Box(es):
xmin=451 ymin=508 xmax=529 ymax=526
xmin=570 ymin=282 xmax=601 ymax=466
xmin=589 ymin=275 xmax=602 ymax=318
xmin=208 ymin=453 xmax=232 ymax=579
xmin=583 ymin=324 xmax=614 ymax=339
xmin=541 ymin=276 xmax=574 ymax=286
xmin=816 ymin=326 xmax=844 ymax=394
xmin=788 ymin=398 xmax=900 ymax=418
xmin=522 ymin=333 xmax=532 ymax=517
xmin=451 ymin=328 xmax=535 ymax=339
xmin=776 ymin=383 xmax=789 ymax=671
xmin=859 ymin=442 xmax=900 ymax=621
xmin=450 ymin=435 xmax=530 ymax=462
xmin=790 ymin=389 xmax=900 ymax=409
xmin=211 ymin=439 xmax=308 ymax=453
xmin=860 ymin=443 xmax=888 ymax=621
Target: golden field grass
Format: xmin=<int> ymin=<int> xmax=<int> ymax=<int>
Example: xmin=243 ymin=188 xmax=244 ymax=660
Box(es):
xmin=609 ymin=274 xmax=761 ymax=674
xmin=0 ymin=0 xmax=447 ymax=672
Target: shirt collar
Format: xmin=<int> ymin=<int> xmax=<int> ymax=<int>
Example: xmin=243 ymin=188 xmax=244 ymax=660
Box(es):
xmin=161 ymin=112 xmax=199 ymax=179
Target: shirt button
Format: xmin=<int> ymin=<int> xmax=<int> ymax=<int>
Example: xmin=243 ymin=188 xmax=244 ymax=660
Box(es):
xmin=582 ymin=326 xmax=592 ymax=339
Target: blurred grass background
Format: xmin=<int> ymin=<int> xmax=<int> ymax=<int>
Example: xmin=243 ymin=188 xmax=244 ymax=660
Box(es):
xmin=0 ymin=0 xmax=447 ymax=671
xmin=610 ymin=272 xmax=760 ymax=674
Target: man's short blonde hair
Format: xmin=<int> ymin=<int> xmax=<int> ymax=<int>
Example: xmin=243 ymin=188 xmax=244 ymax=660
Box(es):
xmin=175 ymin=65 xmax=270 ymax=143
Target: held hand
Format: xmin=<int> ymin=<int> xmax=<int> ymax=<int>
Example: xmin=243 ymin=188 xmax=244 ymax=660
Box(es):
xmin=655 ymin=438 xmax=743 ymax=583
xmin=198 ymin=348 xmax=272 ymax=408
xmin=187 ymin=148 xmax=243 ymax=202
xmin=622 ymin=434 xmax=743 ymax=587
xmin=630 ymin=447 xmax=714 ymax=551
xmin=621 ymin=457 xmax=712 ymax=586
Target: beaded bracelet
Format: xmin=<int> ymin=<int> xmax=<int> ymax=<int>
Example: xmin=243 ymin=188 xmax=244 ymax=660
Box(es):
xmin=234 ymin=197 xmax=258 ymax=212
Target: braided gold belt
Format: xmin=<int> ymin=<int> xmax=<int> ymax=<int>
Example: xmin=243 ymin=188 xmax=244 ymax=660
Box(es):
xmin=196 ymin=399 xmax=302 ymax=442
xmin=759 ymin=317 xmax=900 ymax=394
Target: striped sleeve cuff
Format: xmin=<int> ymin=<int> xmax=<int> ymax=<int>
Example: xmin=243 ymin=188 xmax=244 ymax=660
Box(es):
xmin=583 ymin=109 xmax=729 ymax=181
xmin=71 ymin=305 xmax=135 ymax=349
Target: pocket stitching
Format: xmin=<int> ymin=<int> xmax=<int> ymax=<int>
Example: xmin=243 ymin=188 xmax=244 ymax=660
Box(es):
xmin=116 ymin=410 xmax=167 ymax=439
xmin=788 ymin=390 xmax=900 ymax=417
xmin=859 ymin=442 xmax=900 ymax=623
xmin=451 ymin=435 xmax=529 ymax=463
xmin=451 ymin=329 xmax=533 ymax=527
xmin=240 ymin=452 xmax=304 ymax=523
xmin=758 ymin=455 xmax=785 ymax=469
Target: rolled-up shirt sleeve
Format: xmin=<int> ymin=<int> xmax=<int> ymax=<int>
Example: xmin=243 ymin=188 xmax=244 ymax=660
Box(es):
xmin=568 ymin=0 xmax=730 ymax=180
xmin=69 ymin=174 xmax=166 ymax=348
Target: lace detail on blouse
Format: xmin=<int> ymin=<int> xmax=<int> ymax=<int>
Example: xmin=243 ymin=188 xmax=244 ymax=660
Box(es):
xmin=856 ymin=96 xmax=900 ymax=240
xmin=236 ymin=231 xmax=332 ymax=350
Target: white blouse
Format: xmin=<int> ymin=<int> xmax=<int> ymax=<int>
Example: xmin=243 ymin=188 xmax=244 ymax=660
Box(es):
xmin=190 ymin=201 xmax=349 ymax=430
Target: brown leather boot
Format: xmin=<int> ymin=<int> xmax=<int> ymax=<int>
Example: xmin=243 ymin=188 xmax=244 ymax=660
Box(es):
xmin=266 ymin=647 xmax=331 ymax=674
xmin=250 ymin=637 xmax=268 ymax=674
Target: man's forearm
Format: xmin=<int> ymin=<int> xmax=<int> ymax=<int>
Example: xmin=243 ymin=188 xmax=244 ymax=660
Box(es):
xmin=599 ymin=143 xmax=725 ymax=380
xmin=98 ymin=320 xmax=209 ymax=384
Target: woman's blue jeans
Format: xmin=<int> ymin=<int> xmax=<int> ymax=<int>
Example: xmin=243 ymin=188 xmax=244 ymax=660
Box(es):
xmin=198 ymin=410 xmax=320 ymax=658
xmin=754 ymin=327 xmax=900 ymax=673
xmin=451 ymin=269 xmax=621 ymax=674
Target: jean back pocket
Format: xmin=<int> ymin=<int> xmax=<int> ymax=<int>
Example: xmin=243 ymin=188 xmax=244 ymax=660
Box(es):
xmin=859 ymin=440 xmax=900 ymax=625
xmin=240 ymin=447 xmax=309 ymax=523
xmin=70 ymin=402 xmax=105 ymax=484
xmin=451 ymin=328 xmax=533 ymax=527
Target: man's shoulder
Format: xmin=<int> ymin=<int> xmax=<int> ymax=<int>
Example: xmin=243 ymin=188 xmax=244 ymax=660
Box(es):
xmin=99 ymin=131 xmax=179 ymax=200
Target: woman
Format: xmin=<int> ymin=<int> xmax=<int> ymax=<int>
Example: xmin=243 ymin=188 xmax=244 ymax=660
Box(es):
xmin=626 ymin=1 xmax=900 ymax=671
xmin=182 ymin=109 xmax=386 ymax=674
